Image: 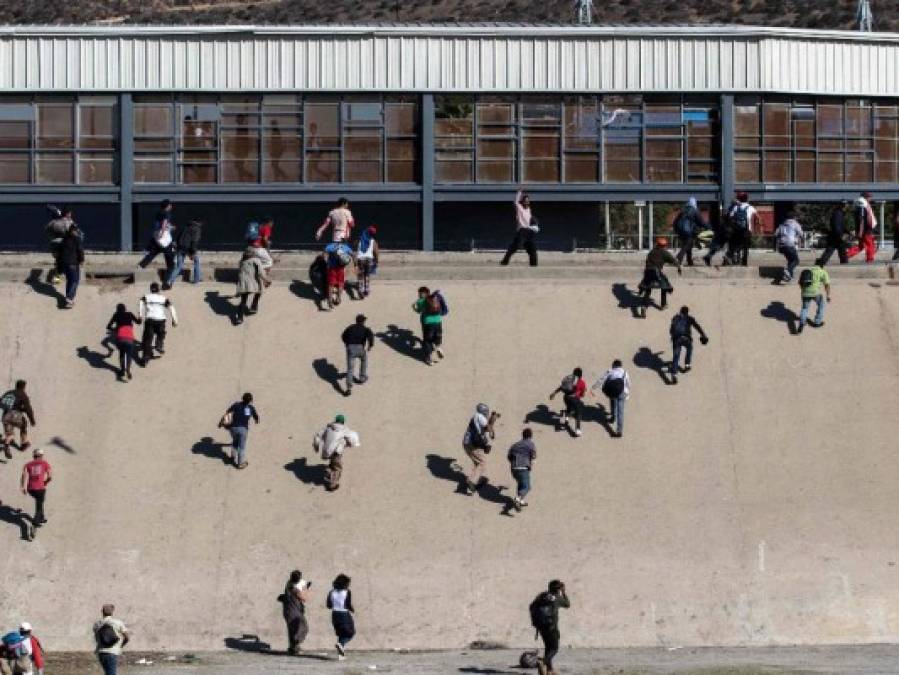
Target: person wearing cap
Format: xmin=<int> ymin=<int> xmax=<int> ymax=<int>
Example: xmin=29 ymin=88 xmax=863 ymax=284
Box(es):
xmin=219 ymin=393 xmax=259 ymax=469
xmin=93 ymin=604 xmax=129 ymax=675
xmin=20 ymin=448 xmax=51 ymax=528
xmin=461 ymin=403 xmax=499 ymax=494
xmin=846 ymin=191 xmax=878 ymax=263
xmin=638 ymin=237 xmax=681 ymax=317
xmin=138 ymin=282 xmax=178 ymax=364
xmin=674 ymin=197 xmax=705 ymax=266
xmin=165 ymin=217 xmax=202 ymax=288
xmin=17 ymin=623 xmax=44 ymax=675
xmin=355 ymin=226 xmax=379 ymax=298
xmin=341 ymin=315 xmax=374 ymax=396
xmin=819 ymin=200 xmax=851 ymax=266
xmin=138 ymin=199 xmax=176 ymax=275
xmin=313 ymin=415 xmax=361 ymax=492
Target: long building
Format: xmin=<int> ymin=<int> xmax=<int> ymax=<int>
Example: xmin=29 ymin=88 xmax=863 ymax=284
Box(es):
xmin=0 ymin=23 xmax=898 ymax=251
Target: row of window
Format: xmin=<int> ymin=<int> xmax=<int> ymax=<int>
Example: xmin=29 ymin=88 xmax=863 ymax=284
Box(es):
xmin=1 ymin=95 xmax=899 ymax=186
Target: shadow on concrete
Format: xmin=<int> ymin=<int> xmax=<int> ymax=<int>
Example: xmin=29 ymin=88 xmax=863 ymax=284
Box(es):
xmin=426 ymin=454 xmax=512 ymax=513
xmin=760 ymin=301 xmax=799 ymax=335
xmin=582 ymin=400 xmax=616 ymax=437
xmin=191 ymin=436 xmax=231 ymax=465
xmin=204 ymin=291 xmax=239 ymax=325
xmin=75 ymin=338 xmax=118 ymax=374
xmin=288 ymin=280 xmax=323 ymax=311
xmin=523 ymin=403 xmax=559 ymax=429
xmin=49 ymin=436 xmax=78 ymax=454
xmin=284 ymin=457 xmax=328 ymax=488
xmin=458 ymin=668 xmax=518 ymax=674
xmin=377 ymin=324 xmax=421 ymax=361
xmin=24 ymin=269 xmax=64 ymax=308
xmin=312 ymin=358 xmax=345 ymax=395
xmin=0 ymin=504 xmax=34 ymax=541
xmin=633 ymin=347 xmax=671 ymax=385
xmin=611 ymin=283 xmax=643 ymax=319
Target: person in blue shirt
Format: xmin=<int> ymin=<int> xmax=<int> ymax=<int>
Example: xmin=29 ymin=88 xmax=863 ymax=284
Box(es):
xmin=324 ymin=242 xmax=354 ymax=309
xmin=219 ymin=392 xmax=259 ymax=470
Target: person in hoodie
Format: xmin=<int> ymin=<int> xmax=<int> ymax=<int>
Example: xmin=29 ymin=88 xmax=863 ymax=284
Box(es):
xmin=819 ymin=200 xmax=850 ymax=266
xmin=638 ymin=238 xmax=681 ymax=317
xmin=847 ymin=191 xmax=878 ymax=263
xmin=774 ymin=212 xmax=804 ymax=283
xmin=355 ymin=226 xmax=379 ymax=298
xmin=674 ymin=197 xmax=706 ymax=266
xmin=165 ymin=218 xmax=202 ymax=288
xmin=314 ymin=415 xmax=361 ymax=492
xmin=59 ymin=223 xmax=85 ymax=309
xmin=591 ymin=360 xmax=631 ymax=438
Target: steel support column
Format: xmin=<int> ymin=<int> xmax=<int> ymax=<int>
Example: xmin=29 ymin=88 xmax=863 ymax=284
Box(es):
xmin=118 ymin=93 xmax=134 ymax=252
xmin=421 ymin=94 xmax=435 ymax=251
xmin=720 ymin=94 xmax=735 ymax=209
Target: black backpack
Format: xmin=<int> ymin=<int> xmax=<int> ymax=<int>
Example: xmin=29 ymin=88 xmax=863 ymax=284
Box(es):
xmin=731 ymin=204 xmax=749 ymax=230
xmin=96 ymin=623 xmax=120 ymax=649
xmin=529 ymin=593 xmax=555 ymax=630
xmin=798 ymin=269 xmax=814 ymax=288
xmin=674 ymin=211 xmax=692 ymax=238
xmin=559 ymin=375 xmax=576 ymax=394
xmin=0 ymin=390 xmax=16 ymax=413
xmin=601 ymin=377 xmax=624 ymax=398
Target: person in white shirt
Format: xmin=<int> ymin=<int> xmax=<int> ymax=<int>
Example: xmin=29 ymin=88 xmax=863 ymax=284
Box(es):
xmin=316 ymin=198 xmax=355 ymax=242
xmin=327 ymin=573 xmax=356 ymax=661
xmin=591 ymin=360 xmax=631 ymax=438
xmin=726 ymin=192 xmax=759 ymax=266
xmin=461 ymin=403 xmax=499 ymax=494
xmin=138 ymin=199 xmax=176 ymax=275
xmin=774 ymin=212 xmax=804 ymax=282
xmin=138 ymin=283 xmax=178 ymax=365
xmin=314 ymin=415 xmax=361 ymax=492
xmin=500 ymin=189 xmax=539 ymax=267
xmin=93 ymin=604 xmax=129 ymax=675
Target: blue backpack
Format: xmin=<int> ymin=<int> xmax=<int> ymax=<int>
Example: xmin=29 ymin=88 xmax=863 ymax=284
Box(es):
xmin=433 ymin=290 xmax=449 ymax=316
xmin=245 ymin=221 xmax=260 ymax=242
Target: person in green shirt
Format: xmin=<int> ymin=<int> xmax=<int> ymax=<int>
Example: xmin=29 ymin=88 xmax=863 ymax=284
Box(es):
xmin=798 ymin=257 xmax=831 ymax=334
xmin=412 ymin=286 xmax=444 ymax=365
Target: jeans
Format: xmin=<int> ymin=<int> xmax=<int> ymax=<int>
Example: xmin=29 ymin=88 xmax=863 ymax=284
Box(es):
xmin=141 ymin=319 xmax=166 ymax=360
xmin=800 ymin=294 xmax=826 ymax=327
xmin=670 ymin=338 xmax=693 ymax=375
xmin=116 ymin=339 xmax=135 ymax=374
xmin=28 ymin=488 xmax=46 ymax=523
xmin=562 ymin=394 xmax=582 ymax=430
xmin=501 ymin=228 xmax=538 ymax=266
xmin=64 ymin=264 xmax=80 ymax=302
xmin=98 ymin=652 xmax=118 ymax=675
xmin=421 ymin=323 xmax=443 ymax=361
xmin=676 ymin=235 xmax=695 ymax=265
xmin=609 ymin=396 xmax=625 ymax=435
xmin=166 ymin=251 xmax=201 ymax=285
xmin=538 ymin=626 xmax=560 ymax=669
xmin=512 ymin=468 xmax=531 ymax=499
xmin=779 ymin=245 xmax=799 ymax=279
xmin=345 ymin=344 xmax=368 ymax=391
xmin=703 ymin=234 xmax=728 ymax=263
xmin=231 ymin=426 xmax=249 ymax=465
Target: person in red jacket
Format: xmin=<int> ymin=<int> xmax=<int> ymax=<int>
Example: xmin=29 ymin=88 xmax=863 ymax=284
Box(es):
xmin=18 ymin=622 xmax=44 ymax=675
xmin=548 ymin=368 xmax=587 ymax=437
xmin=847 ymin=191 xmax=878 ymax=263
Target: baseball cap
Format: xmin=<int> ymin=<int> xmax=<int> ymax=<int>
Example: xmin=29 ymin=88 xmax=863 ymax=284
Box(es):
xmin=19 ymin=622 xmax=32 ymax=632
xmin=33 ymin=448 xmax=43 ymax=457
xmin=335 ymin=414 xmax=346 ymax=424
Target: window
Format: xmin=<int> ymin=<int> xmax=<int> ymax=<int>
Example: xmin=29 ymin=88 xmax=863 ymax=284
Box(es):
xmin=476 ymin=100 xmax=516 ymax=183
xmin=262 ymin=95 xmax=302 ymax=183
xmin=563 ymin=96 xmax=600 ymax=183
xmin=435 ymin=96 xmax=474 ymax=183
xmin=521 ymin=99 xmax=560 ymax=183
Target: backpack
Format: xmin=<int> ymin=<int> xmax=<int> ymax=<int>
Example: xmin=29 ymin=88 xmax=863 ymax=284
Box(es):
xmin=1 ymin=632 xmax=24 ymax=650
xmin=245 ymin=221 xmax=260 ymax=242
xmin=671 ymin=314 xmax=691 ymax=342
xmin=46 ymin=217 xmax=70 ymax=238
xmin=560 ymin=374 xmax=576 ymax=394
xmin=0 ymin=390 xmax=16 ymax=413
xmin=601 ymin=377 xmax=624 ymax=399
xmin=529 ymin=593 xmax=555 ymax=630
xmin=432 ymin=291 xmax=449 ymax=316
xmin=798 ymin=268 xmax=814 ymax=288
xmin=730 ymin=204 xmax=749 ymax=230
xmin=96 ymin=623 xmax=120 ymax=649
xmin=332 ymin=247 xmax=352 ymax=267
xmin=674 ymin=211 xmax=693 ymax=238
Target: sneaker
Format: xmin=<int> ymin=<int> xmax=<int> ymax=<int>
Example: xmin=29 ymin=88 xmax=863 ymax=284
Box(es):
xmin=237 ymin=462 xmax=248 ymax=469
xmin=127 ymin=370 xmax=133 ymax=380
xmin=337 ymin=654 xmax=346 ymax=662
xmin=436 ymin=348 xmax=445 ymax=359
xmin=574 ymin=429 xmax=582 ymax=437
xmin=63 ymin=300 xmax=74 ymax=309
xmin=513 ymin=497 xmax=522 ymax=512
xmin=519 ymin=499 xmax=529 ymax=507
xmin=812 ymin=321 xmax=825 ymax=328
xmin=702 ymin=256 xmax=711 ymax=267
xmin=683 ymin=365 xmax=691 ymax=373
xmin=671 ymin=374 xmax=678 ymax=384
xmin=20 ymin=442 xmax=30 ymax=452
xmin=536 ymin=658 xmax=548 ymax=675
xmin=336 ymin=643 xmax=345 ymax=658
xmin=797 ymin=322 xmax=804 ymax=334
xmin=156 ymin=346 xmax=165 ymax=355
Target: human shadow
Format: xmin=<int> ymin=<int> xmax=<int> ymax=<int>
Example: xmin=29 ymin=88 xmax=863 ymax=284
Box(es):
xmin=458 ymin=668 xmax=518 ymax=675
xmin=377 ymin=324 xmax=421 ymax=361
xmin=611 ymin=283 xmax=643 ymax=318
xmin=191 ymin=436 xmax=231 ymax=465
xmin=582 ymin=399 xmax=615 ymax=437
xmin=204 ymin=291 xmax=239 ymax=325
xmin=425 ymin=454 xmax=512 ymax=513
xmin=49 ymin=436 xmax=77 ymax=454
xmin=288 ymin=279 xmax=324 ymax=310
xmin=633 ymin=347 xmax=671 ymax=384
xmin=523 ymin=403 xmax=560 ymax=429
xmin=25 ymin=269 xmax=64 ymax=307
xmin=224 ymin=635 xmax=272 ymax=653
xmin=760 ymin=301 xmax=798 ymax=335
xmin=0 ymin=504 xmax=34 ymax=541
xmin=312 ymin=358 xmax=345 ymax=395
xmin=284 ymin=457 xmax=328 ymax=488
xmin=75 ymin=338 xmax=119 ymax=374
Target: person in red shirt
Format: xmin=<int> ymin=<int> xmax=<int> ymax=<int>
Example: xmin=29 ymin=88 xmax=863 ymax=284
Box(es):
xmin=20 ymin=448 xmax=51 ymax=527
xmin=549 ymin=368 xmax=587 ymax=437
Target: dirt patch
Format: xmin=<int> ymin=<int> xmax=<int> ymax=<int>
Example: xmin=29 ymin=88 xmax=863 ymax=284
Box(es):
xmin=46 ymin=652 xmax=203 ymax=674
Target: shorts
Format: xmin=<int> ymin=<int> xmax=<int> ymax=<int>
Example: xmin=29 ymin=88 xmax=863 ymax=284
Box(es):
xmin=357 ymin=259 xmax=373 ymax=275
xmin=2 ymin=410 xmax=26 ymax=434
xmin=327 ymin=266 xmax=346 ymax=287
xmin=464 ymin=446 xmax=488 ymax=465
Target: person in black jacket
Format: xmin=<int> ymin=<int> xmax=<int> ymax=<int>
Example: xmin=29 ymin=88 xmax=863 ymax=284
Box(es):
xmin=164 ymin=219 xmax=202 ymax=288
xmin=674 ymin=197 xmax=706 ymax=266
xmin=529 ymin=579 xmax=570 ymax=675
xmin=669 ymin=306 xmax=709 ymax=384
xmin=59 ymin=224 xmax=85 ymax=308
xmin=106 ymin=303 xmax=142 ymax=380
xmin=341 ymin=314 xmax=374 ymax=396
xmin=819 ymin=201 xmax=850 ymax=266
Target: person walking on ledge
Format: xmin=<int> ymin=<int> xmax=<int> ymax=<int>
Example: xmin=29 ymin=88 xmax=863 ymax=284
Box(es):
xmin=501 ymin=188 xmax=539 ymax=266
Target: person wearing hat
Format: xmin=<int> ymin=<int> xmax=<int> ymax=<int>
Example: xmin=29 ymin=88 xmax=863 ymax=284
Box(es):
xmin=313 ymin=415 xmax=361 ymax=492
xmin=17 ymin=622 xmax=44 ymax=675
xmin=847 ymin=191 xmax=878 ymax=263
xmin=819 ymin=200 xmax=851 ymax=266
xmin=20 ymin=448 xmax=51 ymax=528
xmin=355 ymin=226 xmax=379 ymax=298
xmin=461 ymin=403 xmax=500 ymax=494
xmin=638 ymin=237 xmax=681 ymax=317
xmin=341 ymin=315 xmax=374 ymax=397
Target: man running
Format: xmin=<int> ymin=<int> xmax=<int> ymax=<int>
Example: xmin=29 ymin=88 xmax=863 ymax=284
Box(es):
xmin=165 ymin=218 xmax=202 ymax=288
xmin=138 ymin=283 xmax=178 ymax=365
xmin=316 ymin=198 xmax=355 ymax=242
xmin=461 ymin=403 xmax=499 ymax=495
xmin=725 ymin=192 xmax=759 ymax=266
xmin=529 ymin=580 xmax=570 ymax=675
xmin=591 ymin=360 xmax=631 ymax=438
xmin=220 ymin=393 xmax=259 ymax=469
xmin=797 ymin=257 xmax=831 ymax=334
xmin=507 ymin=428 xmax=536 ymax=512
xmin=500 ymin=188 xmax=539 ymax=266
xmin=847 ymin=191 xmax=878 ymax=263
xmin=413 ymin=287 xmax=445 ymax=365
xmin=314 ymin=415 xmax=361 ymax=492
xmin=674 ymin=197 xmax=705 ymax=266
xmin=819 ymin=201 xmax=850 ymax=266
xmin=21 ymin=448 xmax=51 ymax=529
xmin=341 ymin=314 xmax=374 ymax=396
xmin=638 ymin=238 xmax=681 ymax=317
xmin=668 ymin=306 xmax=709 ymax=384
xmin=548 ymin=368 xmax=586 ymax=437
xmin=1 ymin=380 xmax=37 ymax=458
xmin=324 ymin=241 xmax=354 ymax=308
xmin=774 ymin=212 xmax=803 ymax=283
xmin=355 ymin=226 xmax=379 ymax=298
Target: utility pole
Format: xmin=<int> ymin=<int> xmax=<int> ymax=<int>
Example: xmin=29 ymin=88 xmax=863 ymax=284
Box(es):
xmin=857 ymin=0 xmax=873 ymax=32
xmin=575 ymin=0 xmax=593 ymax=25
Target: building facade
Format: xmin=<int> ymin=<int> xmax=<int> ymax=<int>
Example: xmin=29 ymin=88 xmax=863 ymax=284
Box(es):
xmin=0 ymin=24 xmax=898 ymax=250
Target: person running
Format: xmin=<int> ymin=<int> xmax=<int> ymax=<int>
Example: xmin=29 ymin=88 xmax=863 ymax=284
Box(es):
xmin=355 ymin=226 xmax=379 ymax=298
xmin=327 ymin=574 xmax=355 ymax=661
xmin=138 ymin=199 xmax=176 ymax=274
xmin=255 ymin=216 xmax=275 ymax=249
xmin=165 ymin=218 xmax=202 ymax=288
xmin=819 ymin=201 xmax=850 ymax=266
xmin=846 ymin=191 xmax=878 ymax=263
xmin=59 ymin=223 xmax=84 ymax=309
xmin=16 ymin=623 xmax=44 ymax=675
xmin=725 ymin=192 xmax=759 ymax=266
xmin=674 ymin=197 xmax=705 ymax=266
xmin=529 ymin=580 xmax=570 ymax=675
xmin=93 ymin=604 xmax=129 ymax=675
xmin=507 ymin=428 xmax=536 ymax=512
xmin=548 ymin=368 xmax=586 ymax=437
xmin=591 ymin=360 xmax=630 ymax=438
xmin=235 ymin=247 xmax=270 ymax=324
xmin=501 ymin=188 xmax=539 ymax=266
xmin=324 ymin=241 xmax=354 ymax=309
xmin=220 ymin=393 xmax=259 ymax=470
xmin=462 ymin=403 xmax=499 ymax=495
xmin=139 ymin=283 xmax=178 ymax=364
xmin=20 ymin=448 xmax=51 ymax=529
xmin=1 ymin=628 xmax=33 ymax=675
xmin=702 ymin=204 xmax=733 ymax=267
xmin=309 ymin=253 xmax=329 ymax=311
xmin=106 ymin=303 xmax=141 ymax=382
xmin=797 ymin=257 xmax=832 ymax=334
xmin=638 ymin=238 xmax=681 ymax=317
xmin=341 ymin=314 xmax=374 ymax=397
xmin=314 ymin=415 xmax=361 ymax=492
xmin=316 ymin=198 xmax=355 ymax=242
xmin=412 ymin=287 xmax=446 ymax=365
xmin=45 ymin=205 xmax=76 ymax=285
xmin=1 ymin=380 xmax=36 ymax=458
xmin=280 ymin=570 xmax=310 ymax=656
xmin=774 ymin=212 xmax=804 ymax=283
xmin=668 ymin=306 xmax=709 ymax=384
